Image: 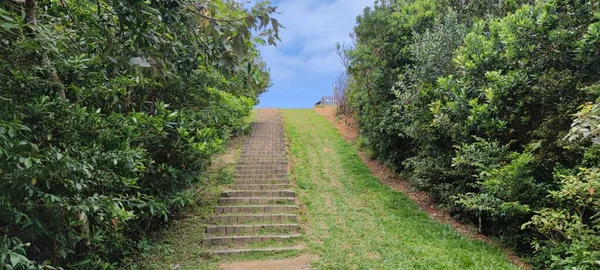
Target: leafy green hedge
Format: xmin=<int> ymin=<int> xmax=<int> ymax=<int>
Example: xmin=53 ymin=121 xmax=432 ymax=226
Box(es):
xmin=346 ymin=0 xmax=599 ymax=268
xmin=0 ymin=0 xmax=279 ymax=268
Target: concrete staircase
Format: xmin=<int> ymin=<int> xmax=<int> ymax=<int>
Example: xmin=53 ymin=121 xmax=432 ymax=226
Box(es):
xmin=203 ymin=109 xmax=303 ymax=255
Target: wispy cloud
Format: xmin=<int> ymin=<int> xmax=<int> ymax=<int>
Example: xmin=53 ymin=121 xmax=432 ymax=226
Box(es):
xmin=251 ymin=0 xmax=372 ymax=108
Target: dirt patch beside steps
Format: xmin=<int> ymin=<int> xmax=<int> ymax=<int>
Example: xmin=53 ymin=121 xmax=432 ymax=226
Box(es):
xmin=219 ymin=254 xmax=318 ymax=270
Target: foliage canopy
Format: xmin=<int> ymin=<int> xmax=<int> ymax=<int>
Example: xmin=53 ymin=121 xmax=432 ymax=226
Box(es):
xmin=0 ymin=0 xmax=279 ymax=268
xmin=344 ymin=0 xmax=600 ymax=267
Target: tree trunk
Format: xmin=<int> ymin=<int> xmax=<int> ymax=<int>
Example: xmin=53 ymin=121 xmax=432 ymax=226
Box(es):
xmin=24 ymin=0 xmax=66 ymax=99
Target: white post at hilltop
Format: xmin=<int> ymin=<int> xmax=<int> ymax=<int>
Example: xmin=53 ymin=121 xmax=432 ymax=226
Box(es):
xmin=333 ymin=81 xmax=337 ymax=105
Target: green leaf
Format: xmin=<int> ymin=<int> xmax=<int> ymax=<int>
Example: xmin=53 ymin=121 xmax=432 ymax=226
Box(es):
xmin=1 ymin=15 xmax=16 ymax=23
xmin=232 ymin=34 xmax=244 ymax=59
xmin=1 ymin=22 xmax=17 ymax=30
xmin=24 ymin=158 xmax=32 ymax=169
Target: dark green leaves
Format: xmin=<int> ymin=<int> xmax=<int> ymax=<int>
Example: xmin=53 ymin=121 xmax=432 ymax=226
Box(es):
xmin=0 ymin=0 xmax=274 ymax=268
xmin=345 ymin=0 xmax=600 ymax=267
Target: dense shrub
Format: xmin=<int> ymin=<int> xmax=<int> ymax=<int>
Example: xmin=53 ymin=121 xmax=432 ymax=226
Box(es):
xmin=346 ymin=0 xmax=600 ymax=267
xmin=0 ymin=0 xmax=279 ymax=268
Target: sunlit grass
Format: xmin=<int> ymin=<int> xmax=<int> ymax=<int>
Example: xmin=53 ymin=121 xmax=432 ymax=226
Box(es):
xmin=282 ymin=109 xmax=520 ymax=270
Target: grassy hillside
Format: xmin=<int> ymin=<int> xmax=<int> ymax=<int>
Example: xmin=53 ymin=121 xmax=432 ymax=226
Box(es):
xmin=283 ymin=109 xmax=519 ymax=269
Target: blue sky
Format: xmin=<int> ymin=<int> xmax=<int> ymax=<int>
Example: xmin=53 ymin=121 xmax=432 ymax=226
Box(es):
xmin=252 ymin=0 xmax=373 ymax=108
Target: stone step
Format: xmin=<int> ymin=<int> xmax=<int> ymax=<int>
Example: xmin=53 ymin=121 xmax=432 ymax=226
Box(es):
xmin=207 ymin=245 xmax=304 ymax=256
xmin=243 ymin=144 xmax=285 ymax=148
xmin=201 ymin=111 xmax=304 ymax=257
xmin=215 ymin=205 xmax=297 ymax=214
xmin=237 ymin=158 xmax=288 ymax=163
xmin=234 ymin=174 xmax=287 ymax=180
xmin=218 ymin=197 xmax=295 ymax=205
xmin=235 ymin=164 xmax=288 ymax=171
xmin=210 ymin=214 xmax=297 ymax=224
xmin=242 ymin=146 xmax=286 ymax=150
xmin=232 ymin=179 xmax=289 ymax=185
xmin=240 ymin=156 xmax=287 ymax=160
xmin=244 ymin=137 xmax=285 ymax=140
xmin=243 ymin=141 xmax=285 ymax=144
xmin=243 ymin=146 xmax=285 ymax=149
xmin=239 ymin=157 xmax=288 ymax=161
xmin=242 ymin=148 xmax=284 ymax=151
xmin=221 ymin=190 xmax=295 ymax=198
xmin=250 ymin=125 xmax=284 ymax=128
xmin=206 ymin=224 xmax=299 ymax=235
xmin=202 ymin=234 xmax=301 ymax=247
xmin=239 ymin=152 xmax=285 ymax=155
xmin=228 ymin=184 xmax=290 ymax=190
xmin=241 ymin=152 xmax=286 ymax=155
xmin=245 ymin=141 xmax=284 ymax=144
xmin=235 ymin=169 xmax=287 ymax=175
xmin=237 ymin=161 xmax=287 ymax=166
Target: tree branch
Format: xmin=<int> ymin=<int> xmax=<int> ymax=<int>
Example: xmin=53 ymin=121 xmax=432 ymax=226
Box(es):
xmin=7 ymin=0 xmax=26 ymax=4
xmin=22 ymin=0 xmax=66 ymax=99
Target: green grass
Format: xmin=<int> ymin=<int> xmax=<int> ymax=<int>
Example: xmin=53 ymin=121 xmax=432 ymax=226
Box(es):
xmin=282 ymin=109 xmax=520 ymax=270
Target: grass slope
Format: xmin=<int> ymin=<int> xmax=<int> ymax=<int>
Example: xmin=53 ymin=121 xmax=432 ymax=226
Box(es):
xmin=282 ymin=109 xmax=519 ymax=270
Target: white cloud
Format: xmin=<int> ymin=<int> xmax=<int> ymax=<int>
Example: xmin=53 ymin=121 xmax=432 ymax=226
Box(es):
xmin=256 ymin=0 xmax=372 ymax=84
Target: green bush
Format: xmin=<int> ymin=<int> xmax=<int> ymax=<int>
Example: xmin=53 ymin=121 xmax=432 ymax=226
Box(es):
xmin=345 ymin=0 xmax=600 ymax=267
xmin=524 ymin=167 xmax=600 ymax=268
xmin=0 ymin=0 xmax=279 ymax=268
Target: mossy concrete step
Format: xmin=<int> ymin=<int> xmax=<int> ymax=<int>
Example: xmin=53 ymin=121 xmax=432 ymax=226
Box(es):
xmin=237 ymin=158 xmax=288 ymax=163
xmin=237 ymin=161 xmax=287 ymax=166
xmin=248 ymin=131 xmax=284 ymax=133
xmin=242 ymin=149 xmax=286 ymax=152
xmin=242 ymin=151 xmax=285 ymax=155
xmin=210 ymin=214 xmax=297 ymax=224
xmin=234 ymin=174 xmax=287 ymax=180
xmin=238 ymin=158 xmax=288 ymax=162
xmin=240 ymin=154 xmax=287 ymax=158
xmin=248 ymin=129 xmax=284 ymax=132
xmin=249 ymin=126 xmax=284 ymax=129
xmin=242 ymin=148 xmax=286 ymax=151
xmin=228 ymin=184 xmax=290 ymax=190
xmin=202 ymin=234 xmax=301 ymax=247
xmin=206 ymin=224 xmax=299 ymax=235
xmin=215 ymin=205 xmax=297 ymax=214
xmin=218 ymin=197 xmax=295 ymax=205
xmin=236 ymin=165 xmax=288 ymax=170
xmin=221 ymin=190 xmax=295 ymax=198
xmin=242 ymin=142 xmax=286 ymax=146
xmin=241 ymin=149 xmax=286 ymax=153
xmin=242 ymin=145 xmax=285 ymax=148
xmin=242 ymin=143 xmax=286 ymax=147
xmin=244 ymin=137 xmax=285 ymax=140
xmin=243 ymin=144 xmax=285 ymax=148
xmin=235 ymin=169 xmax=287 ymax=175
xmin=232 ymin=179 xmax=289 ymax=185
